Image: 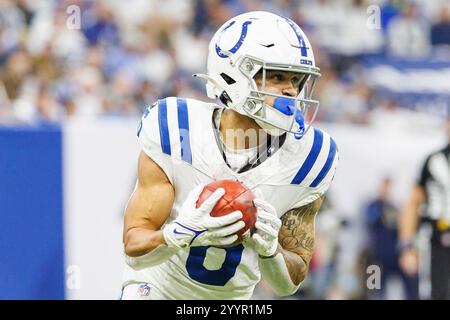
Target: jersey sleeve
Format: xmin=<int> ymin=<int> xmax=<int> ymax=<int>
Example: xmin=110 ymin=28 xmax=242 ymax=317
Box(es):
xmin=291 ymin=150 xmax=339 ymax=208
xmin=288 ymin=129 xmax=339 ymax=210
xmin=137 ymin=101 xmax=174 ymax=184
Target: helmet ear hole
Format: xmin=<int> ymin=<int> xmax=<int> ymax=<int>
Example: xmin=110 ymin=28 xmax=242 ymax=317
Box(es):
xmin=219 ymin=91 xmax=233 ymax=105
xmin=220 ymin=73 xmax=236 ymax=85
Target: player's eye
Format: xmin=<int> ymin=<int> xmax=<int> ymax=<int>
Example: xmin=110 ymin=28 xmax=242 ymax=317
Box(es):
xmin=292 ymin=74 xmax=309 ymax=93
xmin=270 ymin=73 xmax=286 ymax=82
xmin=291 ymin=76 xmax=301 ymax=88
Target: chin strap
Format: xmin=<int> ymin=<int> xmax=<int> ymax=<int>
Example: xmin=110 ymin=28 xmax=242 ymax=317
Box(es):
xmin=254 ymin=97 xmax=305 ymax=138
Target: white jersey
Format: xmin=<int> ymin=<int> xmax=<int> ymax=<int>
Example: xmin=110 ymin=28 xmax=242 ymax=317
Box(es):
xmin=122 ymin=97 xmax=338 ymax=299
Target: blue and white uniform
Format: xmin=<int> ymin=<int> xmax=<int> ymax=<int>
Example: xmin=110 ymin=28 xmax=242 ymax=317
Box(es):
xmin=122 ymin=97 xmax=338 ymax=299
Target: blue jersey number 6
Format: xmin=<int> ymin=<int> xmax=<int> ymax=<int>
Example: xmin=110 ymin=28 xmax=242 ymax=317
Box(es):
xmin=186 ymin=245 xmax=244 ymax=286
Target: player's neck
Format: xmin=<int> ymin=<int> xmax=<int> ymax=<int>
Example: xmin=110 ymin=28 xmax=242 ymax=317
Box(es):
xmin=219 ymin=109 xmax=266 ymax=150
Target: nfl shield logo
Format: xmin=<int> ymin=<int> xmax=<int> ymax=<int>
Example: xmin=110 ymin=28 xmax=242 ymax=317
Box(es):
xmin=138 ymin=283 xmax=151 ymax=297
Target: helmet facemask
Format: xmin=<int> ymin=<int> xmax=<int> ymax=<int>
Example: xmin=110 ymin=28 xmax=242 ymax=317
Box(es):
xmin=237 ymin=55 xmax=321 ymax=139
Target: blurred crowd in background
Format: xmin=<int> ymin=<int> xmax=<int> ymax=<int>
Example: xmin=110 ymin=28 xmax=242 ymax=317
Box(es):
xmin=1 ymin=0 xmax=449 ymax=300
xmin=1 ymin=0 xmax=450 ymax=125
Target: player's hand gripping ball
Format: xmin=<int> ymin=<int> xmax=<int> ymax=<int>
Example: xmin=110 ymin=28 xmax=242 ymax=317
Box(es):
xmin=196 ymin=180 xmax=257 ymax=245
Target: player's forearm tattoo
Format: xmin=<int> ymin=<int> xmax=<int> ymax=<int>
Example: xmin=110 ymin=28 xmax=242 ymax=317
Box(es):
xmin=279 ymin=196 xmax=324 ymax=261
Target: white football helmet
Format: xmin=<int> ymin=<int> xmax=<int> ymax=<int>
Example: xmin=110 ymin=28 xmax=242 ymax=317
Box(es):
xmin=194 ymin=11 xmax=321 ymax=138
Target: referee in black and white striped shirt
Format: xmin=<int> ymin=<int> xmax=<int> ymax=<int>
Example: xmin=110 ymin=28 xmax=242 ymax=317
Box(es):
xmin=398 ymin=118 xmax=450 ymax=300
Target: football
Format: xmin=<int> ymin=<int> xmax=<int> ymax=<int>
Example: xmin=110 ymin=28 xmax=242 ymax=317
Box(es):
xmin=196 ymin=180 xmax=257 ymax=244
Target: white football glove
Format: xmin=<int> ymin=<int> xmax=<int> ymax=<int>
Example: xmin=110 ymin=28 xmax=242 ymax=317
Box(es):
xmin=163 ymin=184 xmax=245 ymax=249
xmin=243 ymin=198 xmax=281 ymax=257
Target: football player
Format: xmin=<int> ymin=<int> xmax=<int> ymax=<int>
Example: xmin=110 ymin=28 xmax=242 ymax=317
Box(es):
xmin=121 ymin=11 xmax=338 ymax=299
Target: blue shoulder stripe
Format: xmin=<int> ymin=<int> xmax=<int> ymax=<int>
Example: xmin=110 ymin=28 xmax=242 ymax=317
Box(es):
xmin=176 ymin=98 xmax=192 ymax=164
xmin=158 ymin=99 xmax=171 ymax=155
xmin=309 ymin=137 xmax=337 ymax=187
xmin=291 ymin=128 xmax=324 ymax=185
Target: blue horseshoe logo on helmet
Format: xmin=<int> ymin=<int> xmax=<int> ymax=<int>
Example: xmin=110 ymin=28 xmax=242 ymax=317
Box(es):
xmin=215 ymin=20 xmax=252 ymax=58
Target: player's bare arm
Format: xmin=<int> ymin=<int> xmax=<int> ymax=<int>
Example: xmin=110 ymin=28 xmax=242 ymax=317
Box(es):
xmin=123 ymin=151 xmax=175 ymax=257
xmin=278 ymin=196 xmax=324 ymax=285
xmin=123 ymin=151 xmax=244 ymax=271
xmin=398 ymin=184 xmax=425 ymax=276
xmin=399 ymin=184 xmax=425 ymax=244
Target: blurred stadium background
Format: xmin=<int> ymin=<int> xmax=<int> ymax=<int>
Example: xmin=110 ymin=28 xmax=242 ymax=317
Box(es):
xmin=0 ymin=0 xmax=449 ymax=299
